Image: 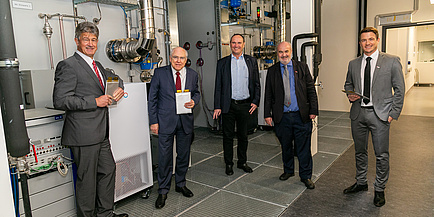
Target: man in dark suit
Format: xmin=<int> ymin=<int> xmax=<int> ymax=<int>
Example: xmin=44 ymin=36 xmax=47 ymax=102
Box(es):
xmin=343 ymin=27 xmax=405 ymax=207
xmin=53 ymin=22 xmax=127 ymax=217
xmin=213 ymin=34 xmax=260 ymax=176
xmin=148 ymin=47 xmax=200 ymax=209
xmin=264 ymin=41 xmax=318 ymax=189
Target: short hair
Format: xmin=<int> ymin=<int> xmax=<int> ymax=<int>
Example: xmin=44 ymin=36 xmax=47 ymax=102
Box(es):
xmin=359 ymin=27 xmax=379 ymax=40
xmin=170 ymin=47 xmax=188 ymax=58
xmin=75 ymin=22 xmax=99 ymax=39
xmin=230 ymin=34 xmax=245 ymax=43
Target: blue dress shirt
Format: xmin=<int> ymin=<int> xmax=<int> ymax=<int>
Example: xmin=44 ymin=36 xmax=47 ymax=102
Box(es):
xmin=231 ymin=54 xmax=250 ymax=100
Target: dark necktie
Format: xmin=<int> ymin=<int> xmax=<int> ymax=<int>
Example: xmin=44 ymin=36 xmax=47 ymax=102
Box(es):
xmin=175 ymin=72 xmax=181 ymax=91
xmin=92 ymin=60 xmax=104 ymax=90
xmin=363 ymin=57 xmax=372 ymax=104
xmin=283 ymin=65 xmax=291 ymax=107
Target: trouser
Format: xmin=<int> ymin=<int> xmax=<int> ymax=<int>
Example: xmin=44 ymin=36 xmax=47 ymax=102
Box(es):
xmin=222 ymin=101 xmax=250 ymax=166
xmin=157 ymin=116 xmax=192 ymax=194
xmin=351 ymin=107 xmax=390 ymax=191
xmin=70 ymin=139 xmax=116 ymax=217
xmin=274 ymin=112 xmax=313 ymax=180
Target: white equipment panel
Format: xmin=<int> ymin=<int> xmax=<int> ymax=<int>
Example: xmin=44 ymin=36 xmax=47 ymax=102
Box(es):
xmin=109 ymin=82 xmax=153 ymax=202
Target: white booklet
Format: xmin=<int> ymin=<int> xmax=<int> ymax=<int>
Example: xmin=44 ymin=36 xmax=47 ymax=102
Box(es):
xmin=176 ymin=92 xmax=191 ymax=114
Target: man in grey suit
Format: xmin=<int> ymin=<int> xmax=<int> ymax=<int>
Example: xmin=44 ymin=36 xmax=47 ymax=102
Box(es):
xmin=343 ymin=27 xmax=405 ymax=207
xmin=148 ymin=47 xmax=200 ymax=209
xmin=53 ymin=22 xmax=127 ymax=217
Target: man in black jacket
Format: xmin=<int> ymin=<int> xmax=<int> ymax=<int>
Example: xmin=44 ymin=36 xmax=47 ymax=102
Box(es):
xmin=264 ymin=41 xmax=318 ymax=189
xmin=213 ymin=34 xmax=260 ymax=176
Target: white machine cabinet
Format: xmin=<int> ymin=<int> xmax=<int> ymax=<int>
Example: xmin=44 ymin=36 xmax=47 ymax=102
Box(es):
xmin=109 ymin=82 xmax=153 ymax=202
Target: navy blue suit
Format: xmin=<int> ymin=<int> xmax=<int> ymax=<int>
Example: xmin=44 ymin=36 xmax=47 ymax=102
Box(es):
xmin=148 ymin=65 xmax=200 ymax=194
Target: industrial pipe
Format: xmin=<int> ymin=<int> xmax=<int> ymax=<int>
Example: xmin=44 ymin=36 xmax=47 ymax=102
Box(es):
xmin=1 ymin=1 xmax=32 ymax=216
xmin=300 ymin=41 xmax=318 ymax=63
xmin=291 ymin=33 xmax=318 ymax=61
xmin=58 ymin=15 xmax=67 ymax=59
xmin=41 ymin=16 xmax=55 ymax=69
xmin=20 ymin=172 xmax=32 ymax=217
xmin=106 ymin=0 xmax=156 ymax=63
xmin=0 ymin=0 xmax=30 ymax=158
xmin=274 ymin=0 xmax=286 ymax=44
xmin=137 ymin=0 xmax=156 ymax=56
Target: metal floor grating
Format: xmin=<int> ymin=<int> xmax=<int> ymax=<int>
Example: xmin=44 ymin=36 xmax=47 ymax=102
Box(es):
xmin=114 ymin=111 xmax=352 ymax=216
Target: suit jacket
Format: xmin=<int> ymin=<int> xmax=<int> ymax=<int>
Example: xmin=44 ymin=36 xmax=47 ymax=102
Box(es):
xmin=264 ymin=60 xmax=318 ymax=124
xmin=53 ymin=52 xmax=124 ymax=146
xmin=214 ymin=54 xmax=260 ymax=113
xmin=148 ymin=65 xmax=200 ymax=135
xmin=344 ymin=52 xmax=405 ymax=121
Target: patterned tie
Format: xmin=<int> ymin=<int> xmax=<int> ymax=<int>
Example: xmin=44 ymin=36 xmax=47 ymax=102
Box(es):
xmin=363 ymin=57 xmax=372 ymax=104
xmin=283 ymin=65 xmax=291 ymax=107
xmin=175 ymin=71 xmax=181 ymax=91
xmin=92 ymin=60 xmax=104 ymax=90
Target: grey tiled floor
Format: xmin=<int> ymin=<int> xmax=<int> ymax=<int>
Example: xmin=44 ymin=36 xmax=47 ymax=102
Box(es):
xmin=115 ymin=111 xmax=353 ymax=216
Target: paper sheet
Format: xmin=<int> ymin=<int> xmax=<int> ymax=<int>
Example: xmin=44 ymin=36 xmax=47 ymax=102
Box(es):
xmin=176 ymin=92 xmax=191 ymax=114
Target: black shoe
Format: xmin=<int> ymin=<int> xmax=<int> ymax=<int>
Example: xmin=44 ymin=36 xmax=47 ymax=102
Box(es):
xmin=301 ymin=179 xmax=315 ymax=189
xmin=374 ymin=191 xmax=386 ymax=207
xmin=155 ymin=194 xmax=167 ymax=209
xmin=237 ymin=163 xmax=253 ymax=173
xmin=225 ymin=164 xmax=234 ymax=175
xmin=113 ymin=214 xmax=128 ymax=217
xmin=279 ymin=172 xmax=295 ymax=181
xmin=175 ymin=186 xmax=194 ymax=197
xmin=343 ymin=183 xmax=368 ymax=194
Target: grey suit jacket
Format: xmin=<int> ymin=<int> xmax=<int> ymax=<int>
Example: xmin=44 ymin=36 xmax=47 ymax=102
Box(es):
xmin=344 ymin=51 xmax=405 ymax=121
xmin=53 ymin=52 xmax=124 ymax=146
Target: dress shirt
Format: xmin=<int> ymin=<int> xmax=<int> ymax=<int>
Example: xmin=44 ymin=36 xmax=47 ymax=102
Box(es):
xmin=76 ymin=51 xmax=105 ymax=88
xmin=231 ymin=54 xmax=250 ymax=100
xmin=171 ymin=66 xmax=186 ymax=91
xmin=281 ymin=61 xmax=299 ymax=112
xmin=361 ymin=49 xmax=379 ymax=107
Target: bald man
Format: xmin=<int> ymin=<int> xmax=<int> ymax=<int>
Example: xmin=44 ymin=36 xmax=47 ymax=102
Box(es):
xmin=264 ymin=41 xmax=318 ymax=189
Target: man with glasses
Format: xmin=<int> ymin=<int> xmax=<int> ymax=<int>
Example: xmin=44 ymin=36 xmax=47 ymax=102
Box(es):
xmin=53 ymin=22 xmax=127 ymax=217
xmin=148 ymin=47 xmax=200 ymax=209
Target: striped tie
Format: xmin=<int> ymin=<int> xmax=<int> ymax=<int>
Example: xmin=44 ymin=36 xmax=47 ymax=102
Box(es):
xmin=92 ymin=60 xmax=104 ymax=90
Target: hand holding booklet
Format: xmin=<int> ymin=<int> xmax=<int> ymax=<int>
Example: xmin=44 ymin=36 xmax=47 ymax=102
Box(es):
xmin=176 ymin=91 xmax=191 ymax=114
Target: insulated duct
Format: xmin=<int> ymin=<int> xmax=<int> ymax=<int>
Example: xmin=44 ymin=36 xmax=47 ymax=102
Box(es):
xmin=106 ymin=0 xmax=155 ymax=63
xmin=0 ymin=0 xmax=30 ymax=158
xmin=274 ymin=0 xmax=286 ymax=44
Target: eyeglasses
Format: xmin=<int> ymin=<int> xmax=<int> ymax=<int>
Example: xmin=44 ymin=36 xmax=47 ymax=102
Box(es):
xmin=171 ymin=56 xmax=186 ymax=61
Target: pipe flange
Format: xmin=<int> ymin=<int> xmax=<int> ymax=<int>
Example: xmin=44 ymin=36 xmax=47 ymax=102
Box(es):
xmin=0 ymin=58 xmax=19 ymax=68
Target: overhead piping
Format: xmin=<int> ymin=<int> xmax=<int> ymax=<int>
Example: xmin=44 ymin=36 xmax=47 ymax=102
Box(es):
xmin=106 ymin=0 xmax=156 ymax=63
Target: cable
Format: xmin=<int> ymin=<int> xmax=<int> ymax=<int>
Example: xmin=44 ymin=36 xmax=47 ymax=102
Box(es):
xmin=196 ymin=48 xmax=214 ymax=128
xmin=57 ymin=161 xmax=68 ymax=177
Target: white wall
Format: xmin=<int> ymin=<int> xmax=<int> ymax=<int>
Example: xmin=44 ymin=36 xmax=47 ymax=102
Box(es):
xmin=316 ymin=0 xmax=358 ymax=112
